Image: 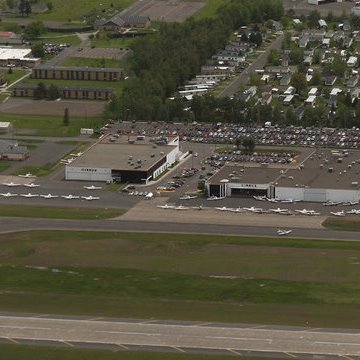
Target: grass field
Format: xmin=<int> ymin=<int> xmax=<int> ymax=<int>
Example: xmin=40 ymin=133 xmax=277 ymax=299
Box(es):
xmin=35 ymin=0 xmax=135 ymax=21
xmin=0 ymin=206 xmax=123 ymax=219
xmin=193 ymin=0 xmax=225 ymax=19
xmin=323 ymin=218 xmax=360 ymax=232
xmin=0 ymin=160 xmax=11 ymax=172
xmin=0 ymin=344 xmax=249 ymax=360
xmin=3 ymin=69 xmax=29 ymax=85
xmin=0 ymin=113 xmax=104 ymax=137
xmin=35 ymin=35 xmax=81 ymax=46
xmin=90 ymin=35 xmax=135 ymax=49
xmin=1 ymin=231 xmax=360 ymax=327
xmin=62 ymin=57 xmax=123 ymax=68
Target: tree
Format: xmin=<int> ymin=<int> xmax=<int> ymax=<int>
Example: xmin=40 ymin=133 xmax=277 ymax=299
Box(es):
xmin=289 ymin=48 xmax=304 ymax=65
xmin=48 ymin=84 xmax=59 ymax=100
xmin=63 ymin=108 xmax=70 ymax=126
xmin=267 ymin=48 xmax=281 ymax=66
xmin=34 ymin=82 xmax=46 ymax=99
xmin=242 ymin=138 xmax=255 ymax=154
xmin=234 ymin=137 xmax=242 ymax=150
xmin=6 ymin=0 xmax=15 ymax=9
xmin=290 ymin=72 xmax=307 ymax=95
xmin=24 ymin=21 xmax=45 ymax=40
xmin=311 ymin=71 xmax=322 ymax=86
xmin=18 ymin=0 xmax=31 ymax=16
xmin=46 ymin=1 xmax=53 ymax=11
xmin=31 ymin=43 xmax=45 ymax=58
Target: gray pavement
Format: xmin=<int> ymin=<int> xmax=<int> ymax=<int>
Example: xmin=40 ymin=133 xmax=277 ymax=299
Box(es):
xmin=1 ymin=314 xmax=360 ymax=357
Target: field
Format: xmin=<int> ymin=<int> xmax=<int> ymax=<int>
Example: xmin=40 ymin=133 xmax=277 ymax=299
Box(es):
xmin=323 ymin=218 xmax=360 ymax=232
xmin=0 ymin=112 xmax=104 ymax=136
xmin=0 ymin=205 xmax=123 ymax=219
xmin=0 ymin=344 xmax=252 ymax=360
xmin=2 ymin=69 xmax=29 ymax=85
xmin=193 ymin=0 xmax=225 ymax=19
xmin=34 ymin=0 xmax=135 ymax=22
xmin=1 ymin=231 xmax=360 ymax=328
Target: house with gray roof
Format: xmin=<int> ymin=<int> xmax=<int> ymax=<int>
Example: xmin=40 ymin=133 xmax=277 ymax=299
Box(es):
xmin=94 ymin=14 xmax=150 ymax=32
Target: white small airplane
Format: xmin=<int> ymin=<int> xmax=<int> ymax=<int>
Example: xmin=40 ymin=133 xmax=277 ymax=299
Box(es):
xmin=192 ymin=205 xmax=204 ymax=210
xmin=61 ymin=194 xmax=80 ymax=200
xmin=243 ymin=206 xmax=264 ymax=213
xmin=323 ymin=201 xmax=341 ymax=206
xmin=24 ymin=183 xmax=40 ymax=188
xmin=40 ymin=194 xmax=59 ymax=199
xmin=266 ymin=198 xmax=279 ymax=203
xmin=330 ymin=211 xmax=345 ymax=217
xmin=269 ymin=207 xmax=290 ymax=214
xmin=253 ymin=195 xmax=266 ymax=201
xmin=0 ymin=192 xmax=17 ymax=197
xmin=227 ymin=207 xmax=243 ymax=213
xmin=179 ymin=194 xmax=198 ymax=200
xmin=83 ymin=185 xmax=102 ymax=190
xmin=157 ymin=204 xmax=176 ymax=209
xmin=81 ymin=195 xmax=100 ymax=201
xmin=145 ymin=192 xmax=153 ymax=200
xmin=281 ymin=199 xmax=300 ymax=203
xmin=20 ymin=193 xmax=39 ymax=198
xmin=18 ymin=173 xmax=36 ymax=178
xmin=342 ymin=201 xmax=359 ymax=206
xmin=70 ymin=152 xmax=83 ymax=157
xmin=295 ymin=209 xmax=320 ymax=216
xmin=347 ymin=209 xmax=360 ymax=215
xmin=2 ymin=182 xmax=21 ymax=187
xmin=207 ymin=195 xmax=225 ymax=201
xmin=277 ymin=229 xmax=293 ymax=236
xmin=215 ymin=206 xmax=231 ymax=211
xmin=174 ymin=205 xmax=190 ymax=210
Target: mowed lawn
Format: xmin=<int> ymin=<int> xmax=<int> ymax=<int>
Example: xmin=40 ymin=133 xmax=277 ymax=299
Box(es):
xmin=35 ymin=0 xmax=135 ymax=21
xmin=2 ymin=231 xmax=360 ymax=327
xmin=193 ymin=0 xmax=226 ymax=19
xmin=0 ymin=113 xmax=104 ymax=137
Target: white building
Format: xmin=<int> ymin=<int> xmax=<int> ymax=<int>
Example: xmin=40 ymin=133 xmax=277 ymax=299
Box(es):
xmin=66 ymin=135 xmax=180 ymax=183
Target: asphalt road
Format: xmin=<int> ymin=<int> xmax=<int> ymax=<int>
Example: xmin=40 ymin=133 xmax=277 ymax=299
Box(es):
xmin=0 ymin=217 xmax=359 ymax=240
xmin=1 ymin=314 xmax=360 ymax=358
xmin=217 ymin=33 xmax=285 ymax=98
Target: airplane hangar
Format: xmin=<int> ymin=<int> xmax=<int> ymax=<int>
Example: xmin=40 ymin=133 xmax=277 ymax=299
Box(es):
xmin=206 ymin=149 xmax=360 ymax=203
xmin=65 ymin=134 xmax=180 ymax=183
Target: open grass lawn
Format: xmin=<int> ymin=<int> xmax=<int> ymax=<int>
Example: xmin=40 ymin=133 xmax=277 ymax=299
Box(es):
xmin=0 ymin=161 xmax=11 ymax=172
xmin=0 ymin=205 xmax=123 ymax=219
xmin=0 ymin=344 xmax=246 ymax=360
xmin=3 ymin=69 xmax=29 ymax=85
xmin=323 ymin=218 xmax=360 ymax=232
xmin=193 ymin=0 xmax=226 ymax=19
xmin=62 ymin=57 xmax=123 ymax=68
xmin=23 ymin=77 xmax=126 ymax=95
xmin=35 ymin=0 xmax=135 ymax=21
xmin=0 ymin=113 xmax=104 ymax=137
xmin=34 ymin=35 xmax=81 ymax=46
xmin=12 ymin=165 xmax=53 ymax=177
xmin=1 ymin=231 xmax=360 ymax=327
xmin=90 ymin=35 xmax=135 ymax=49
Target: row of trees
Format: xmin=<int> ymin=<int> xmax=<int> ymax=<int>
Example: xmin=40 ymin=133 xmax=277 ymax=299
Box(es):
xmin=105 ymin=0 xmax=284 ymax=121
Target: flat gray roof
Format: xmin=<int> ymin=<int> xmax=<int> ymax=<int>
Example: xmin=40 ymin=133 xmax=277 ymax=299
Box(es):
xmin=69 ymin=135 xmax=176 ymax=171
xmin=208 ymin=149 xmax=360 ymax=191
xmin=33 ymin=65 xmax=122 ymax=72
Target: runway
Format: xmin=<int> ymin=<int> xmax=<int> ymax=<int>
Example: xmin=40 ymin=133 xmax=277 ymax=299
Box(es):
xmin=1 ymin=314 xmax=360 ymax=358
xmin=0 ymin=217 xmax=359 ymax=240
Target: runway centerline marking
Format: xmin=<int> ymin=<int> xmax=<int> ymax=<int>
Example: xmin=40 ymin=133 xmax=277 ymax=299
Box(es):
xmin=96 ymin=330 xmax=162 ymax=336
xmin=205 ymin=336 xmax=272 ymax=343
xmin=0 ymin=325 xmax=51 ymax=331
xmin=315 ymin=341 xmax=360 ymax=346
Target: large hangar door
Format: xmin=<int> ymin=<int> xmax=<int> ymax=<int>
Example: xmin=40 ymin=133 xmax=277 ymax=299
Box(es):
xmin=303 ymin=189 xmax=326 ymax=202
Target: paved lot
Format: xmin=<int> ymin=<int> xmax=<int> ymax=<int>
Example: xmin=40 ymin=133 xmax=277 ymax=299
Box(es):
xmin=72 ymin=47 xmax=131 ymax=60
xmin=283 ymin=0 xmax=354 ymax=16
xmin=2 ymin=314 xmax=360 ymax=357
xmin=122 ymin=0 xmax=205 ymax=22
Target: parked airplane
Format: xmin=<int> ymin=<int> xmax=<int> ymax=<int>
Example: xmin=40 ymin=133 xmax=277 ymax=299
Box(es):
xmin=179 ymin=194 xmax=198 ymax=200
xmin=0 ymin=192 xmax=17 ymax=197
xmin=347 ymin=209 xmax=360 ymax=215
xmin=266 ymin=197 xmax=279 ymax=203
xmin=145 ymin=192 xmax=154 ymax=200
xmin=18 ymin=173 xmax=36 ymax=178
xmin=2 ymin=182 xmax=21 ymax=187
xmin=281 ymin=199 xmax=300 ymax=203
xmin=174 ymin=205 xmax=190 ymax=210
xmin=269 ymin=207 xmax=290 ymax=214
xmin=227 ymin=207 xmax=243 ymax=213
xmin=243 ymin=206 xmax=264 ymax=213
xmin=40 ymin=194 xmax=59 ymax=199
xmin=83 ymin=185 xmax=102 ymax=190
xmin=277 ymin=229 xmax=293 ymax=236
xmin=330 ymin=211 xmax=346 ymax=217
xmin=342 ymin=201 xmax=359 ymax=206
xmin=81 ymin=195 xmax=100 ymax=201
xmin=192 ymin=205 xmax=204 ymax=211
xmin=215 ymin=206 xmax=231 ymax=211
xmin=24 ymin=183 xmax=40 ymax=188
xmin=295 ymin=209 xmax=320 ymax=216
xmin=20 ymin=193 xmax=39 ymax=198
xmin=207 ymin=195 xmax=225 ymax=201
xmin=323 ymin=201 xmax=341 ymax=206
xmin=61 ymin=195 xmax=80 ymax=200
xmin=157 ymin=204 xmax=176 ymax=209
xmin=253 ymin=195 xmax=266 ymax=201
xmin=70 ymin=152 xmax=83 ymax=157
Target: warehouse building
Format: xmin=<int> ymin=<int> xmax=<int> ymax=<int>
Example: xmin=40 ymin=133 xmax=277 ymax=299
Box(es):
xmin=31 ymin=66 xmax=123 ymax=81
xmin=0 ymin=47 xmax=39 ymax=67
xmin=206 ymin=149 xmax=360 ymax=203
xmin=66 ymin=134 xmax=180 ymax=183
xmin=0 ymin=140 xmax=29 ymax=160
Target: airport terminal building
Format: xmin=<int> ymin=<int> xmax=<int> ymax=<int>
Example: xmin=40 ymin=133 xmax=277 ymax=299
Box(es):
xmin=65 ymin=134 xmax=180 ymax=183
xmin=206 ymin=149 xmax=360 ymax=203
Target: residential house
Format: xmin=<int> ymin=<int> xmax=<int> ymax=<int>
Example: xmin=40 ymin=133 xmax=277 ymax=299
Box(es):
xmin=284 ymin=86 xmax=295 ymax=95
xmin=308 ymin=87 xmax=319 ymax=96
xmin=304 ymin=56 xmax=313 ymax=66
xmin=94 ymin=14 xmax=150 ymax=32
xmin=323 ymin=75 xmax=337 ymax=86
xmin=346 ymin=74 xmax=359 ymax=87
xmin=0 ymin=140 xmax=29 ymax=161
xmin=239 ymin=86 xmax=257 ymax=103
xmin=299 ymin=35 xmax=309 ymax=48
xmin=279 ymin=73 xmax=291 ymax=86
xmin=283 ymin=94 xmax=294 ymax=105
xmin=305 ymin=95 xmax=316 ymax=106
xmin=318 ymin=19 xmax=327 ymax=29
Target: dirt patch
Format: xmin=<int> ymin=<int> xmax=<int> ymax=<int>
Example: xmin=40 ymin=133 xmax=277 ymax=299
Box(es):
xmin=1 ymin=100 xmax=105 ymax=117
